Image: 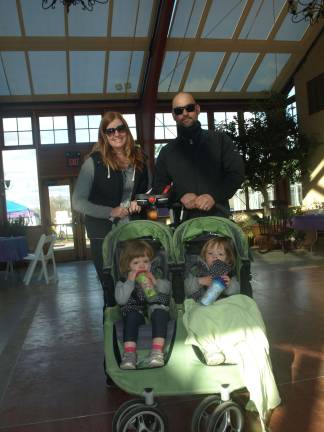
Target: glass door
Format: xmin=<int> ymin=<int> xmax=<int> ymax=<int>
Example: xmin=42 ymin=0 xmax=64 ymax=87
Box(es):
xmin=42 ymin=179 xmax=90 ymax=261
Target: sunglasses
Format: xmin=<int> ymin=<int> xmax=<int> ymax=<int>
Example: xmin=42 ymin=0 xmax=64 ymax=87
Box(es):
xmin=173 ymin=103 xmax=196 ymax=116
xmin=105 ymin=124 xmax=127 ymax=137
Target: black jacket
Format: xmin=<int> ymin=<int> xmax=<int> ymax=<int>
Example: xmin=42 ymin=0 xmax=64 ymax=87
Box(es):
xmin=153 ymin=122 xmax=244 ymax=218
xmin=85 ymin=152 xmax=149 ymax=238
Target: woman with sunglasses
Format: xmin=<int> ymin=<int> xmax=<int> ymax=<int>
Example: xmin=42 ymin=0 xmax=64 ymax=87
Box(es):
xmin=153 ymin=92 xmax=244 ymax=222
xmin=72 ymin=112 xmax=149 ymax=305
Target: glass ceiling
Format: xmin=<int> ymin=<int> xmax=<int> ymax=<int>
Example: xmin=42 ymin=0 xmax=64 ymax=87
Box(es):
xmin=0 ymin=0 xmax=322 ymax=103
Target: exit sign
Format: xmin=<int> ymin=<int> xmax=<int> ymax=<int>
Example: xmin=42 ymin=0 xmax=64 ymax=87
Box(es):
xmin=66 ymin=151 xmax=81 ymax=167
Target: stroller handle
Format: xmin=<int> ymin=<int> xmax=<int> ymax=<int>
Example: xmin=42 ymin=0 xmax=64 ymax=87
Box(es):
xmin=135 ymin=193 xmax=169 ymax=208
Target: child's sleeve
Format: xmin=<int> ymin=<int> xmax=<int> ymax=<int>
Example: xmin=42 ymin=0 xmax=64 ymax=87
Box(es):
xmin=223 ymin=275 xmax=240 ymax=296
xmin=115 ymin=280 xmax=135 ymax=305
xmin=184 ymin=272 xmax=201 ymax=298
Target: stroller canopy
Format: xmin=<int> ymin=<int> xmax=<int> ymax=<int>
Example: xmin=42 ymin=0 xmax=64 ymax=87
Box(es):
xmin=173 ymin=216 xmax=250 ymax=264
xmin=102 ymin=220 xmax=175 ymax=280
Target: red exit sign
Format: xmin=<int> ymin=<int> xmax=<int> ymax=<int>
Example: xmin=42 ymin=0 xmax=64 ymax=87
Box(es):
xmin=66 ymin=152 xmax=81 ymax=167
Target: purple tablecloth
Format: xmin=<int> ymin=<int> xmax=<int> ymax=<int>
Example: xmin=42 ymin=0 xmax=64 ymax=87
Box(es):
xmin=0 ymin=236 xmax=28 ymax=262
xmin=292 ymin=215 xmax=324 ymax=231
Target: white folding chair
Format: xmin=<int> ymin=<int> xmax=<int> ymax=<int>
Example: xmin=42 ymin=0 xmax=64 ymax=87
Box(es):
xmin=23 ymin=234 xmax=58 ymax=285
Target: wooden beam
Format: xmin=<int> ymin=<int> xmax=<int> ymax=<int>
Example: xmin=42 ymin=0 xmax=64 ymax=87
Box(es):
xmin=0 ymin=37 xmax=149 ymax=51
xmin=137 ymin=0 xmax=175 ymax=173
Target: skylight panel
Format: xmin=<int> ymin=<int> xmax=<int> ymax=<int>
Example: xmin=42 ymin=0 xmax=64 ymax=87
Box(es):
xmin=1 ymin=52 xmax=30 ymax=95
xmin=111 ymin=0 xmax=153 ymax=37
xmin=216 ymin=52 xmax=258 ymax=91
xmin=0 ymin=61 xmax=10 ymax=95
xmin=68 ymin=3 xmax=109 ymax=36
xmin=247 ymin=53 xmax=291 ymax=91
xmin=201 ymin=0 xmax=246 ymax=39
xmin=29 ymin=51 xmax=67 ymax=94
xmin=239 ymin=0 xmax=285 ymax=40
xmin=107 ymin=51 xmax=144 ymax=94
xmin=275 ymin=13 xmax=309 ymax=41
xmin=184 ymin=52 xmax=224 ymax=92
xmin=70 ymin=51 xmax=105 ymax=94
xmin=0 ymin=0 xmax=21 ymax=36
xmin=21 ymin=0 xmax=65 ymax=36
xmin=169 ymin=0 xmax=206 ymax=37
xmin=158 ymin=51 xmax=189 ymax=92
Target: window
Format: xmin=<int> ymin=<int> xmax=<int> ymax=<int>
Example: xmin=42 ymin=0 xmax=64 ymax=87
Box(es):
xmin=39 ymin=116 xmax=69 ymax=144
xmin=74 ymin=114 xmax=101 ymax=143
xmin=230 ymin=189 xmax=247 ymax=212
xmin=230 ymin=186 xmax=275 ymax=211
xmin=214 ymin=112 xmax=237 ymax=126
xmin=286 ymin=101 xmax=297 ymax=123
xmin=290 ymin=182 xmax=303 ymax=207
xmin=155 ymin=113 xmax=177 ymax=140
xmin=249 ymin=187 xmax=274 ymax=210
xmin=154 ymin=143 xmax=167 ymax=159
xmin=123 ymin=114 xmax=137 ymax=141
xmin=2 ymin=149 xmax=41 ymax=226
xmin=199 ymin=112 xmax=208 ymax=129
xmin=2 ymin=117 xmax=33 ymax=147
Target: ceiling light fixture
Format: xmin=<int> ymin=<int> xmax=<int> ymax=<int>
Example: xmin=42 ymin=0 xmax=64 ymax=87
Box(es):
xmin=42 ymin=0 xmax=108 ymax=13
xmin=287 ymin=0 xmax=324 ymax=25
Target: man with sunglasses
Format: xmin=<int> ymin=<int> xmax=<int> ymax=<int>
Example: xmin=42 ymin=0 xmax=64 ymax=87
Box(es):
xmin=153 ymin=92 xmax=244 ymax=221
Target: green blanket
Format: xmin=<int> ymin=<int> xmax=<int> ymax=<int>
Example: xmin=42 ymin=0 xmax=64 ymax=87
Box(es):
xmin=183 ymin=294 xmax=281 ymax=431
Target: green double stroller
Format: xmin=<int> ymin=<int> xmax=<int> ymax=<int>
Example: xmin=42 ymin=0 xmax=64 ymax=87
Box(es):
xmin=102 ymin=216 xmax=257 ymax=432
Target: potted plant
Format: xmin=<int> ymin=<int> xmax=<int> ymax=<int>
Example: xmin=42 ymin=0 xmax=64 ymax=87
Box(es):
xmin=0 ymin=217 xmax=27 ymax=237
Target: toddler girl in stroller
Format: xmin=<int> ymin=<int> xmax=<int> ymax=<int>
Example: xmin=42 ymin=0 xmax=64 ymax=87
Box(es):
xmin=115 ymin=239 xmax=171 ymax=369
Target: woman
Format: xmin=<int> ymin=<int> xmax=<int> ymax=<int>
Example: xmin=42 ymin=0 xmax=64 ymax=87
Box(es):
xmin=72 ymin=112 xmax=149 ymax=306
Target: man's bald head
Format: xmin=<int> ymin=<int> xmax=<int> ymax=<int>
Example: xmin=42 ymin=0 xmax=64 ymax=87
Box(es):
xmin=172 ymin=92 xmax=196 ymax=109
xmin=172 ymin=92 xmax=200 ymax=127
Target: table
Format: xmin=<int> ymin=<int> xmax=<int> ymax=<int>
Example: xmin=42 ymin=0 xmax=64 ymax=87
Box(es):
xmin=0 ymin=236 xmax=29 ymax=278
xmin=292 ymin=215 xmax=324 ymax=251
xmin=292 ymin=214 xmax=324 ymax=231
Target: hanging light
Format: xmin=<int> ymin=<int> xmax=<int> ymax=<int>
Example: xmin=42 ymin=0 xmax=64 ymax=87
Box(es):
xmin=42 ymin=0 xmax=108 ymax=13
xmin=287 ymin=1 xmax=324 ymax=25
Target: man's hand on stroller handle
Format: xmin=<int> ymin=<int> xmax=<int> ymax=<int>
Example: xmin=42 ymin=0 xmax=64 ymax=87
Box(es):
xmin=180 ymin=193 xmax=215 ymax=211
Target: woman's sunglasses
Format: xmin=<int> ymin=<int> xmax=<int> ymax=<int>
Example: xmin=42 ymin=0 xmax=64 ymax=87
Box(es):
xmin=173 ymin=103 xmax=196 ymax=116
xmin=105 ymin=124 xmax=127 ymax=137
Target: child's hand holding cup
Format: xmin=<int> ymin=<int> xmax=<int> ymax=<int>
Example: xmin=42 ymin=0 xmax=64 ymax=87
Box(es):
xmin=136 ymin=271 xmax=157 ymax=299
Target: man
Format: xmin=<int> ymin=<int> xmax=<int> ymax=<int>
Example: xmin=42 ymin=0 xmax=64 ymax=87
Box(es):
xmin=153 ymin=92 xmax=245 ymax=220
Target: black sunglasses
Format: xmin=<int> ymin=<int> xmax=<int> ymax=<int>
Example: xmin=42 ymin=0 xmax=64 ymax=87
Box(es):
xmin=173 ymin=103 xmax=196 ymax=116
xmin=105 ymin=124 xmax=127 ymax=137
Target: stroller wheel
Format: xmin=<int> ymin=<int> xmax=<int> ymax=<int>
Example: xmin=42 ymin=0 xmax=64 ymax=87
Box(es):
xmin=207 ymin=401 xmax=244 ymax=432
xmin=118 ymin=405 xmax=168 ymax=431
xmin=112 ymin=399 xmax=146 ymax=432
xmin=191 ymin=395 xmax=222 ymax=432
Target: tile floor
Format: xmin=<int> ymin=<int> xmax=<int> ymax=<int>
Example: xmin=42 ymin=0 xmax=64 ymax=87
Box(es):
xmin=0 ymin=248 xmax=324 ymax=432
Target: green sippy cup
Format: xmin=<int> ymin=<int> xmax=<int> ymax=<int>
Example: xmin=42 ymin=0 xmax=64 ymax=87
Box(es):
xmin=136 ymin=271 xmax=157 ymax=299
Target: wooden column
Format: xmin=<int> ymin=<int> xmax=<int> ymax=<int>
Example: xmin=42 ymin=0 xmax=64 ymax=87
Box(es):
xmin=137 ymin=0 xmax=175 ymax=174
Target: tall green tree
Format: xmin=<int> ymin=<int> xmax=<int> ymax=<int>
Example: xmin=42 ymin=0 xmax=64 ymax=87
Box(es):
xmin=218 ymin=92 xmax=314 ymax=211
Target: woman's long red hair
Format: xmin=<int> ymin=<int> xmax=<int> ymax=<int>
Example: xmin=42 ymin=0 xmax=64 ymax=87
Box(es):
xmin=88 ymin=111 xmax=145 ymax=171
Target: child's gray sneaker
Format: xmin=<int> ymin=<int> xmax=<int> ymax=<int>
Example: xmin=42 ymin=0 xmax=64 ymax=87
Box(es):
xmin=120 ymin=352 xmax=137 ymax=369
xmin=148 ymin=350 xmax=164 ymax=368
